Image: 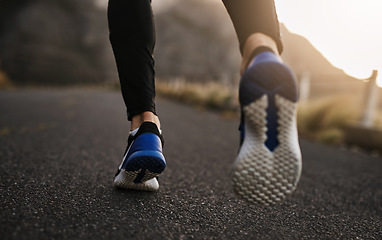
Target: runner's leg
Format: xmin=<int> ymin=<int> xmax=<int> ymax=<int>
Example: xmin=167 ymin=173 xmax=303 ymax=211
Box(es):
xmin=108 ymin=0 xmax=157 ymax=122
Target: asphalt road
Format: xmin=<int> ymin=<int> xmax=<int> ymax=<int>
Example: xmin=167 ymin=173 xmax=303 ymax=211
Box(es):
xmin=1 ymin=89 xmax=381 ymax=239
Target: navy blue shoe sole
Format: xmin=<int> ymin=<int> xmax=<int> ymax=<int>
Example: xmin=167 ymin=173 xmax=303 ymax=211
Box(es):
xmin=124 ymin=150 xmax=166 ymax=183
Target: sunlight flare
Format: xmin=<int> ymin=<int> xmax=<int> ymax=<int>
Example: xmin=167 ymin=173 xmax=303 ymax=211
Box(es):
xmin=276 ymin=0 xmax=382 ymax=87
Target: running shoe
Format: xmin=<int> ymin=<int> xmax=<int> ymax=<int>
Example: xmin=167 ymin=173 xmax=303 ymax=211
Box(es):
xmin=114 ymin=122 xmax=166 ymax=191
xmin=232 ymin=51 xmax=302 ymax=205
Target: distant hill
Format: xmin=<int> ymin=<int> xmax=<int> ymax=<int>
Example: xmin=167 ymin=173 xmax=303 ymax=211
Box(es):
xmin=153 ymin=0 xmax=362 ymax=87
xmin=280 ymin=24 xmax=364 ymax=98
xmin=281 ymin=24 xmax=340 ymax=76
xmin=0 ymin=0 xmax=115 ymax=85
xmin=281 ymin=24 xmax=359 ymax=80
xmin=154 ymin=0 xmax=241 ymax=82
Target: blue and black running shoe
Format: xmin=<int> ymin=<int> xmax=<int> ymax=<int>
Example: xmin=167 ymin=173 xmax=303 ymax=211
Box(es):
xmin=114 ymin=122 xmax=166 ymax=191
xmin=233 ymin=51 xmax=302 ymax=205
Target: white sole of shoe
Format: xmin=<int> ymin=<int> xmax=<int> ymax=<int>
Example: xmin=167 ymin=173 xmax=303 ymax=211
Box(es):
xmin=114 ymin=169 xmax=159 ymax=191
xmin=232 ymin=94 xmax=302 ymax=205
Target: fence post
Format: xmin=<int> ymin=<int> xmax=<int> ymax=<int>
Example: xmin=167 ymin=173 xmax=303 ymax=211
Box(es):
xmin=299 ymin=71 xmax=311 ymax=102
xmin=360 ymin=70 xmax=379 ymax=128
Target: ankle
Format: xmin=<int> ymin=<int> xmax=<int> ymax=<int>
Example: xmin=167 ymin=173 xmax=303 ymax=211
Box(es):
xmin=131 ymin=111 xmax=161 ymax=131
xmin=241 ymin=33 xmax=279 ymax=75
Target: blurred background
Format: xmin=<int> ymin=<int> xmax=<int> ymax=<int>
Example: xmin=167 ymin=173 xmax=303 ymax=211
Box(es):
xmin=0 ymin=0 xmax=381 ymax=150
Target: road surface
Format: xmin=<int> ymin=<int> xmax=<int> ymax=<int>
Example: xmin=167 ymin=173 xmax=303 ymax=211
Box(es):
xmin=1 ymin=89 xmax=381 ymax=239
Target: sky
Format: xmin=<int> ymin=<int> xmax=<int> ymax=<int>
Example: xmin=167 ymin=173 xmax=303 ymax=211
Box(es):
xmin=275 ymin=0 xmax=382 ymax=87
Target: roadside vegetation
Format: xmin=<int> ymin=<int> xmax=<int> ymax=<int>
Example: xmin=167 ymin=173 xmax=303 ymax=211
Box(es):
xmin=156 ymin=79 xmax=382 ymax=149
xmin=156 ymin=79 xmax=237 ymax=113
xmin=0 ymin=70 xmax=13 ymax=89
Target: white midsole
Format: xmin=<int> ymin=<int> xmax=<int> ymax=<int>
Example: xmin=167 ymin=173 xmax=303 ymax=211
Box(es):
xmin=233 ymin=94 xmax=302 ymax=205
xmin=114 ymin=169 xmax=159 ymax=191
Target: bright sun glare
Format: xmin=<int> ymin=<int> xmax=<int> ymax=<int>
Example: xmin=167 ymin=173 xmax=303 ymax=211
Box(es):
xmin=275 ymin=0 xmax=382 ymax=87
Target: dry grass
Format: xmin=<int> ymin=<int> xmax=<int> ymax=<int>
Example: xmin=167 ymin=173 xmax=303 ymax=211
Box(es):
xmin=0 ymin=70 xmax=13 ymax=89
xmin=156 ymin=79 xmax=382 ymax=148
xmin=156 ymin=79 xmax=238 ymax=112
xmin=298 ymin=95 xmax=382 ymax=145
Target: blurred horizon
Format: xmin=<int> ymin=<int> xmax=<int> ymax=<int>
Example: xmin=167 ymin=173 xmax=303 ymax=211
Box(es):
xmin=0 ymin=0 xmax=381 ymax=88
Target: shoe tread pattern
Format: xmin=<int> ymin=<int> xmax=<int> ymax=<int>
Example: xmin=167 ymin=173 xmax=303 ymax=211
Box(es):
xmin=114 ymin=170 xmax=159 ymax=191
xmin=233 ymin=95 xmax=302 ymax=205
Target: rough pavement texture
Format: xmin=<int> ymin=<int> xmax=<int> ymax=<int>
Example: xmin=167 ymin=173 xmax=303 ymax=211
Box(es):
xmin=1 ymin=89 xmax=381 ymax=239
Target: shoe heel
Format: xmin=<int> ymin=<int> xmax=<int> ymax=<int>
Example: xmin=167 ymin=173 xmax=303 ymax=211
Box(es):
xmin=234 ymin=56 xmax=302 ymax=205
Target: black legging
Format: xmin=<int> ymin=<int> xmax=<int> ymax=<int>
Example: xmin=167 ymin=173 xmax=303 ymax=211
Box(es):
xmin=108 ymin=0 xmax=282 ymax=120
